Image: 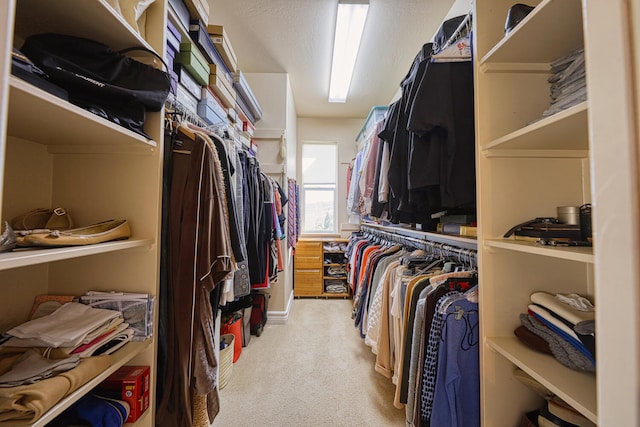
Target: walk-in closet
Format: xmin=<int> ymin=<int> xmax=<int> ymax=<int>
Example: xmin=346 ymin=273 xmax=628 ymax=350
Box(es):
xmin=0 ymin=0 xmax=638 ymax=426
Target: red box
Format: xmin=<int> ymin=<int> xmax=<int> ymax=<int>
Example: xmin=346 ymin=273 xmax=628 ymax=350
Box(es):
xmin=99 ymin=365 xmax=150 ymax=423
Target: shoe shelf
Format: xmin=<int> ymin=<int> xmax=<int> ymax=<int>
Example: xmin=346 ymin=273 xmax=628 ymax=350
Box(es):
xmin=484 ymin=239 xmax=594 ymax=264
xmin=479 ymin=0 xmax=584 ymax=71
xmin=487 ymin=337 xmax=597 ymax=424
xmin=7 ymin=77 xmax=157 ymax=153
xmin=0 ymin=239 xmax=154 ymax=271
xmin=13 ymin=0 xmax=152 ymax=52
xmin=482 ymin=102 xmax=588 ymax=157
xmin=30 ymin=339 xmax=152 ymax=427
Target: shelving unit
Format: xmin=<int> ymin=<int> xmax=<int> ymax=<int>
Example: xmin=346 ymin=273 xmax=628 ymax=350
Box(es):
xmin=474 ymin=0 xmax=640 ymax=425
xmin=30 ymin=341 xmax=152 ymax=427
xmin=321 ymin=240 xmax=349 ymax=297
xmin=0 ymin=1 xmax=165 ymax=425
xmin=293 ymin=238 xmax=350 ymax=298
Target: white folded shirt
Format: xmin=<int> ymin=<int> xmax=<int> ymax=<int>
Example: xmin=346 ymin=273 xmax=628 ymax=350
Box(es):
xmin=7 ymin=302 xmax=121 ymax=348
xmin=529 ymin=291 xmax=594 ymax=325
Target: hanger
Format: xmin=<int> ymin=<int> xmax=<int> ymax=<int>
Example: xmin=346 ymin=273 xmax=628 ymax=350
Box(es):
xmin=432 ymin=12 xmax=473 ymax=63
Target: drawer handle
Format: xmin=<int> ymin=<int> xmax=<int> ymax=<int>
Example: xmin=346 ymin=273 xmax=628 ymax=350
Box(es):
xmin=297 ymin=269 xmax=321 ymax=273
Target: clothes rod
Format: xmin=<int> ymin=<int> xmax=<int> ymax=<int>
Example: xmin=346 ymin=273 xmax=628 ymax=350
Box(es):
xmin=359 ymin=224 xmax=477 ymax=268
xmin=359 ymin=223 xmax=477 ymax=251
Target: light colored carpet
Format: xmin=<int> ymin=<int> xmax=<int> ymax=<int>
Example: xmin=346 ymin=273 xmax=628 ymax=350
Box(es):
xmin=213 ymin=298 xmax=406 ymax=426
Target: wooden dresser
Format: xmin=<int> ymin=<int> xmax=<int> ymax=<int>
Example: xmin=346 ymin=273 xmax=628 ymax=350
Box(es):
xmin=294 ymin=238 xmax=350 ymax=298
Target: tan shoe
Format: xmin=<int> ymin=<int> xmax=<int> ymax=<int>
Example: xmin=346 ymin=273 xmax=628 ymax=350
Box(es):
xmin=10 ymin=207 xmax=74 ymax=231
xmin=23 ymin=219 xmax=131 ymax=247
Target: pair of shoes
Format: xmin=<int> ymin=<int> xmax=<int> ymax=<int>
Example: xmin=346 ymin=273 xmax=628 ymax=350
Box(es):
xmin=0 ymin=222 xmax=17 ymax=253
xmin=22 ymin=219 xmax=131 ymax=247
xmin=10 ymin=207 xmax=74 ymax=231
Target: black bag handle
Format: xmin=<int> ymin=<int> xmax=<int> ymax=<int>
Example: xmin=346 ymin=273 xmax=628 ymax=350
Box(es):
xmin=118 ymin=46 xmax=170 ymax=73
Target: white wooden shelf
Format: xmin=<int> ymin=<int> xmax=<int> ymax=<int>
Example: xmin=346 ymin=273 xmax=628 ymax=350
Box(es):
xmin=13 ymin=0 xmax=152 ymax=51
xmin=487 ymin=337 xmax=597 ymax=424
xmin=482 ymin=102 xmax=588 ymax=155
xmin=32 ymin=340 xmax=152 ymax=427
xmin=480 ymin=0 xmax=584 ymax=68
xmin=8 ymin=77 xmax=157 ymax=151
xmin=484 ymin=239 xmax=594 ymax=263
xmin=0 ymin=239 xmax=154 ymax=271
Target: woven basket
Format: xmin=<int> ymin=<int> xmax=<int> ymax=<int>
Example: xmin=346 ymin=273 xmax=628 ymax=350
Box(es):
xmin=219 ymin=333 xmax=234 ymax=389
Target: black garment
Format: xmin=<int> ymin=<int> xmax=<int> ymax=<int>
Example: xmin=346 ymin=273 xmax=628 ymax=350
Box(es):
xmin=156 ymin=129 xmax=175 ymax=410
xmin=408 ymin=60 xmax=476 ymax=209
xmin=257 ymin=172 xmax=278 ymax=284
xmin=211 ymin=135 xmax=244 ymax=263
xmin=432 ymin=15 xmax=467 ymax=54
xmin=403 ymin=43 xmax=434 ymax=116
xmin=390 ymin=84 xmax=420 ymax=222
xmin=243 ymin=155 xmax=265 ymax=285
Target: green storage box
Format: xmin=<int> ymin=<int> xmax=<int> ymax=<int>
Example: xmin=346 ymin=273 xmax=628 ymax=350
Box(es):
xmin=176 ymin=41 xmax=209 ymax=86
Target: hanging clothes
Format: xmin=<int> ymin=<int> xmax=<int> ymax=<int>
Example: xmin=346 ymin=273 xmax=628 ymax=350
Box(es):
xmin=156 ymin=125 xmax=234 ymax=427
xmin=350 ymin=15 xmax=476 ymax=229
xmin=287 ymin=178 xmax=299 ymax=250
xmin=346 ymin=228 xmax=479 ymax=427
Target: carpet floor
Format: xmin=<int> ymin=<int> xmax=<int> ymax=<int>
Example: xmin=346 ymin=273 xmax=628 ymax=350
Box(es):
xmin=213 ymin=298 xmax=405 ymax=426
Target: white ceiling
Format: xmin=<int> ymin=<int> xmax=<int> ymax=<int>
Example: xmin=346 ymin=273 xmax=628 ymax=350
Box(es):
xmin=206 ymin=0 xmax=457 ymax=119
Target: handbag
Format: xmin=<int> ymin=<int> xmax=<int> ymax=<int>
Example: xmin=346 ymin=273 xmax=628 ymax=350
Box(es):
xmin=21 ymin=33 xmax=171 ymax=138
xmin=11 ymin=48 xmax=69 ymax=101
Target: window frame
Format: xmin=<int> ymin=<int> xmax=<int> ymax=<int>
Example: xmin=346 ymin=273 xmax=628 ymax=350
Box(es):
xmin=300 ymin=141 xmax=338 ymax=235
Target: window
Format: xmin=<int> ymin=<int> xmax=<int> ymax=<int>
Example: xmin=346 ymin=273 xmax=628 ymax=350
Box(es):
xmin=301 ymin=142 xmax=337 ymax=233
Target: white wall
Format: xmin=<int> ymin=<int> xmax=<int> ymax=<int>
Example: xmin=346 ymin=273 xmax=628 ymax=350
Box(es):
xmin=243 ymin=72 xmax=296 ymax=317
xmin=297 ymin=117 xmax=362 ymax=237
xmin=245 ymin=73 xmax=287 ymax=131
xmin=285 ymin=75 xmax=297 ymax=178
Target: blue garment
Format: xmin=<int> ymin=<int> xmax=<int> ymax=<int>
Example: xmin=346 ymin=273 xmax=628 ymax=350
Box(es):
xmin=431 ymin=298 xmax=480 ymax=427
xmin=529 ymin=311 xmax=595 ymax=364
xmin=420 ymin=291 xmax=461 ymax=423
xmin=49 ymin=393 xmax=129 ymax=427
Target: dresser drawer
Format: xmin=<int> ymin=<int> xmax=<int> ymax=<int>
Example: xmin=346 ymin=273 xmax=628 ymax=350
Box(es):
xmin=295 ymin=255 xmax=322 ymax=269
xmin=294 ymin=269 xmax=322 ymax=296
xmin=296 ymin=241 xmax=322 ymax=254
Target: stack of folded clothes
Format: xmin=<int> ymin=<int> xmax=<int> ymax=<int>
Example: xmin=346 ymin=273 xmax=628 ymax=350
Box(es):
xmin=542 ymin=48 xmax=586 ymax=118
xmin=325 ymin=280 xmax=348 ymax=294
xmin=515 ymin=291 xmax=595 ymax=372
xmin=2 ymin=302 xmax=133 ymax=357
xmin=0 ymin=302 xmax=126 ymax=424
xmin=514 ymin=368 xmax=596 ymax=427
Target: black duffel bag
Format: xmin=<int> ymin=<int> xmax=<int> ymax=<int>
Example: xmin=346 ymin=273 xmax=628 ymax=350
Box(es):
xmin=21 ymin=33 xmax=171 ymax=138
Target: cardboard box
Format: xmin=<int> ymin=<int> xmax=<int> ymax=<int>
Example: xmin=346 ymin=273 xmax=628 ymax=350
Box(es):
xmin=183 ymin=0 xmax=209 ymax=26
xmin=197 ymin=103 xmax=226 ymax=126
xmin=207 ymin=24 xmax=238 ymax=72
xmin=168 ymin=0 xmax=190 ymax=31
xmin=208 ymin=68 xmax=236 ymax=108
xmin=200 ymin=87 xmax=229 ymax=120
xmin=243 ymin=120 xmax=255 ymax=136
xmin=176 ymin=65 xmax=202 ymax=101
xmin=176 ymin=82 xmax=199 ymax=114
xmin=235 ymin=92 xmax=257 ymax=125
xmin=166 ymin=25 xmax=181 ymax=55
xmin=99 ymin=366 xmax=150 ymax=423
xmin=208 ymin=61 xmax=234 ymax=88
xmin=232 ymin=70 xmax=262 ymax=120
xmin=176 ymin=42 xmax=209 ymax=86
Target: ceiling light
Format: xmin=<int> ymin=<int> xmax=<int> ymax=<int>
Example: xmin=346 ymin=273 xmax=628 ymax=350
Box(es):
xmin=328 ymin=0 xmax=369 ymax=103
